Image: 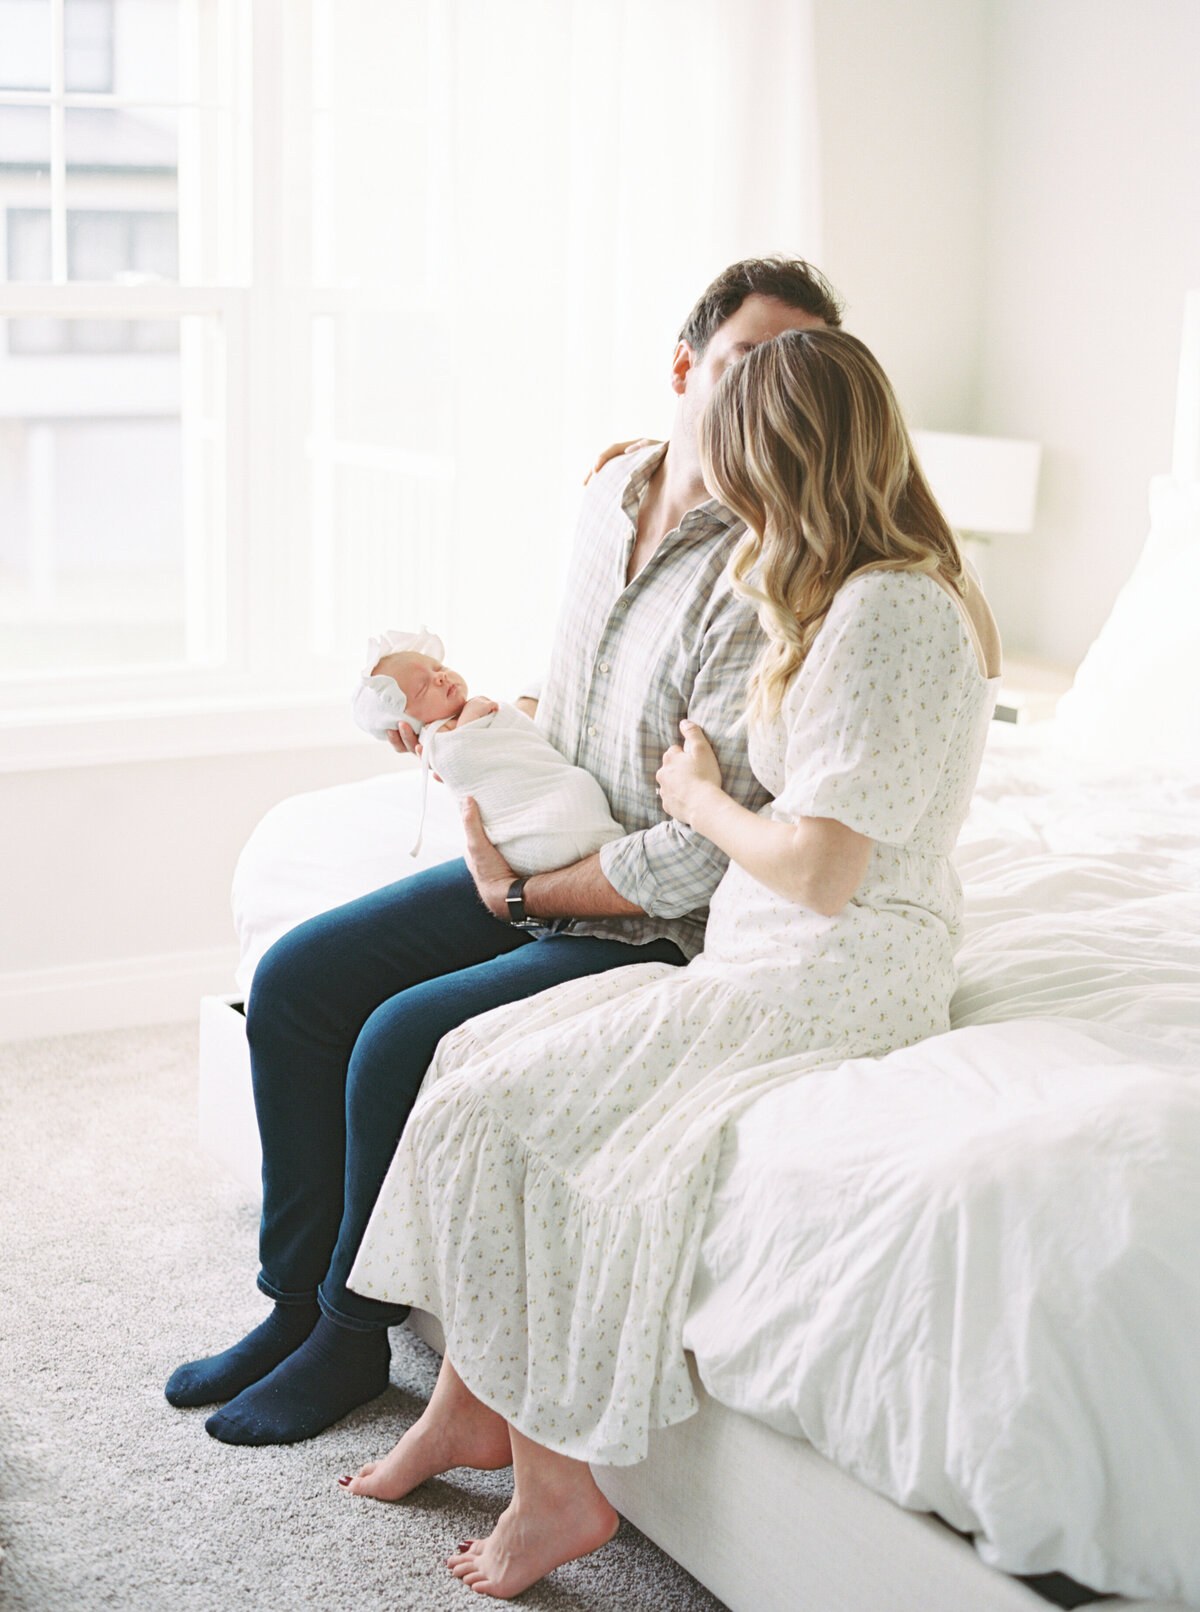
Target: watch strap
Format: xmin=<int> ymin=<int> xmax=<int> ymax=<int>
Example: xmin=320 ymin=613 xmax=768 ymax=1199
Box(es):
xmin=505 ymin=877 xmax=541 ymax=929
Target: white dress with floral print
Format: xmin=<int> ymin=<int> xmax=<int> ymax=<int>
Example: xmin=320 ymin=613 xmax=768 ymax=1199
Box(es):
xmin=348 ymin=571 xmax=999 ymax=1466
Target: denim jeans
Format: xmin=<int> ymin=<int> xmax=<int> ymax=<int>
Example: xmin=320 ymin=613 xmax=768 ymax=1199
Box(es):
xmin=245 ymin=857 xmax=685 ymax=1329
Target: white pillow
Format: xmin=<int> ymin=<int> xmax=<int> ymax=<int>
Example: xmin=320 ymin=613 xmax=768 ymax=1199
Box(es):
xmin=1055 ymin=475 xmax=1200 ymax=771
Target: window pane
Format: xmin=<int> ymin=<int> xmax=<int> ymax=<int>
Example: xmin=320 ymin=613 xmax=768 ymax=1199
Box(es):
xmin=309 ymin=310 xmax=455 ymax=656
xmin=333 ymin=311 xmax=451 ymax=452
xmin=328 ymin=113 xmax=428 ymax=293
xmin=314 ymin=0 xmax=435 ymax=293
xmin=2 ymin=111 xmax=57 ymax=346
xmin=107 ymin=0 xmax=177 ymax=101
xmin=0 ymin=318 xmax=202 ymax=673
xmin=0 ymin=103 xmax=50 ymax=186
xmin=65 ymin=0 xmax=114 ymax=92
xmin=66 ymin=107 xmax=179 ymax=283
xmin=331 ymin=0 xmax=429 ymax=122
xmin=0 ymin=0 xmax=51 ymax=91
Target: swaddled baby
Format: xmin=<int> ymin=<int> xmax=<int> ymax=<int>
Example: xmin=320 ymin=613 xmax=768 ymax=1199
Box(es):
xmin=351 ymin=628 xmax=624 ymax=874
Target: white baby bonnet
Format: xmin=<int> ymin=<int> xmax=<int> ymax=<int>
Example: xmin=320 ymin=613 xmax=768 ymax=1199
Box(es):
xmin=350 ymin=626 xmax=451 ymax=857
xmin=351 ymin=626 xmax=446 ymax=740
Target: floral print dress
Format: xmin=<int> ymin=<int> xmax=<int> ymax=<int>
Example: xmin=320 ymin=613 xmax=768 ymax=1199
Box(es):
xmin=348 ymin=570 xmax=999 ymax=1466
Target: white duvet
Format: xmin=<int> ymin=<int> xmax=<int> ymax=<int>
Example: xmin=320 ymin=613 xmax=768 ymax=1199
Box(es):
xmin=230 ymin=723 xmax=1200 ymax=1603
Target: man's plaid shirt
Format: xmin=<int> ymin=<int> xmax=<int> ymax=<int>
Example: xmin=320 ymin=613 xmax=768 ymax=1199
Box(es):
xmin=537 ymin=443 xmax=770 ymax=959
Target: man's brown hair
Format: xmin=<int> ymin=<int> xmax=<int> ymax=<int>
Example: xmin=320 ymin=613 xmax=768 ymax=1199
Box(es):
xmin=679 ymin=255 xmax=844 ymax=355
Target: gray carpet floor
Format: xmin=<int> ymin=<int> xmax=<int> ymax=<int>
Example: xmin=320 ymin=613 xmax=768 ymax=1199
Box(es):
xmin=0 ymin=1022 xmax=727 ymax=1612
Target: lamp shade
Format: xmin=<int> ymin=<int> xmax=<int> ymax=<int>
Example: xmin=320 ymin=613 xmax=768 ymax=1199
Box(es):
xmin=913 ymin=430 xmax=1041 ymax=535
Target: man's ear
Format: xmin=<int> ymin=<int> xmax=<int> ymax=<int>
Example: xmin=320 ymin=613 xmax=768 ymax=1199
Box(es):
xmin=670 ymin=340 xmax=695 ymax=397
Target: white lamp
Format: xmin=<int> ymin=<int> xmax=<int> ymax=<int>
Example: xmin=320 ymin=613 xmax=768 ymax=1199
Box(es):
xmin=912 ymin=430 xmax=1042 ymax=540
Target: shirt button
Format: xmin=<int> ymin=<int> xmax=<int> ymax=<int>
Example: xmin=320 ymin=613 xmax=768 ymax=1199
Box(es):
xmin=599 ymin=661 xmax=610 ymax=674
xmin=587 ymin=724 xmax=597 ymax=737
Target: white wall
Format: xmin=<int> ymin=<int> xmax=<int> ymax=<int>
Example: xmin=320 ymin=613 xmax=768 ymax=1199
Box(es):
xmin=813 ymin=0 xmax=990 ymax=433
xmin=975 ymin=0 xmax=1200 ymax=661
xmin=0 ymin=740 xmax=396 ymax=1039
xmin=814 ymin=0 xmax=1200 ymax=665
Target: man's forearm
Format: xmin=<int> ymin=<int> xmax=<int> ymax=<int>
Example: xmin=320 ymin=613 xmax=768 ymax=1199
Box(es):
xmin=522 ymin=853 xmax=644 ymax=920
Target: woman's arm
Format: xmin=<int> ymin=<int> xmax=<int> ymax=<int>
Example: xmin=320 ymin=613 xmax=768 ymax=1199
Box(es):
xmin=657 ymin=722 xmax=872 ymax=918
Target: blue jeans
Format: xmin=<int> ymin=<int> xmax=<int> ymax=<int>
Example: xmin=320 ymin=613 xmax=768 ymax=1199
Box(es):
xmin=245 ymin=857 xmax=684 ymax=1330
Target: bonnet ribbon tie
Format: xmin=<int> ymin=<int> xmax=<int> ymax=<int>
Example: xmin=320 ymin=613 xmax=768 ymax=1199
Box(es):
xmin=409 ymin=717 xmax=450 ymax=858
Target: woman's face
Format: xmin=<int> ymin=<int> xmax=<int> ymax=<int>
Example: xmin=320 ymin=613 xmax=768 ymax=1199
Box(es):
xmin=680 ymin=293 xmax=826 ymax=470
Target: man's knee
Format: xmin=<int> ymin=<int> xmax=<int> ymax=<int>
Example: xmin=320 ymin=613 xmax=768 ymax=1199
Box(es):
xmin=246 ymin=912 xmax=347 ymax=1049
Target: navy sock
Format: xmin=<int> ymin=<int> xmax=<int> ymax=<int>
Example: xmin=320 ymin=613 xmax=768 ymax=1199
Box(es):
xmin=164 ymin=1300 xmax=319 ymax=1408
xmin=203 ymin=1314 xmax=391 ymax=1446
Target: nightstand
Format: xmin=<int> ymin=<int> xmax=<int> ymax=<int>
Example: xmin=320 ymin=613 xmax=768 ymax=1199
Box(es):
xmin=994 ymin=653 xmax=1075 ymax=724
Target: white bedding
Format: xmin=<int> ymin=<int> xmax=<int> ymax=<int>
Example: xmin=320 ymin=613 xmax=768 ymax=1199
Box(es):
xmin=686 ymin=727 xmax=1200 ymax=1604
xmin=230 ymin=724 xmax=1200 ymax=1603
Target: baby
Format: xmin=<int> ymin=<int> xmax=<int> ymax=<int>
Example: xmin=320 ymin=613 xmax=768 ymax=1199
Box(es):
xmin=351 ymin=628 xmax=624 ymax=874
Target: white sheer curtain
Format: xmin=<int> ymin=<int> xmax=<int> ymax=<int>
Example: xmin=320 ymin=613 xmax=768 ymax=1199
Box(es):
xmin=302 ymin=0 xmax=821 ymax=696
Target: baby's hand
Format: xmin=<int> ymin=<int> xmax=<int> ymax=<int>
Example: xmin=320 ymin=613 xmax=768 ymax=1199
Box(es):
xmin=454 ymin=696 xmax=499 ymax=728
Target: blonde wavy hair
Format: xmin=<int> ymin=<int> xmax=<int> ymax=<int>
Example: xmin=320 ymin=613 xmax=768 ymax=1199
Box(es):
xmin=700 ymin=327 xmax=964 ymax=724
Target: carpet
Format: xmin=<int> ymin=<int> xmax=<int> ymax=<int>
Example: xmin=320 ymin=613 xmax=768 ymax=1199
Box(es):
xmin=0 ymin=1022 xmax=727 ymax=1612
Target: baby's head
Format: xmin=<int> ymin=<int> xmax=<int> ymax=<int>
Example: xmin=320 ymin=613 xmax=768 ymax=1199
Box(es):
xmin=373 ymin=650 xmax=469 ymax=728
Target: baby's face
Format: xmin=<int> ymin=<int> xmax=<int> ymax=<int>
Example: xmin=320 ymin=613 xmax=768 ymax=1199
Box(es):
xmin=376 ymin=651 xmax=468 ymax=726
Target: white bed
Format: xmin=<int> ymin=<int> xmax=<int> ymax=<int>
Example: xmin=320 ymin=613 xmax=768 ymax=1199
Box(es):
xmin=199 ymin=296 xmax=1200 ymax=1612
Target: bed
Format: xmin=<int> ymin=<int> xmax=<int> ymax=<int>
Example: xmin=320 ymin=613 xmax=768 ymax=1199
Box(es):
xmin=198 ymin=295 xmax=1200 ymax=1612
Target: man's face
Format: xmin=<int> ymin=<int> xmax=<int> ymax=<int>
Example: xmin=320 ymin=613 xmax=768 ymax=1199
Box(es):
xmin=675 ymin=293 xmax=826 ymax=450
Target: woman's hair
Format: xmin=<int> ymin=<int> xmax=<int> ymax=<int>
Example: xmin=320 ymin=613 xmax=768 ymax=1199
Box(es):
xmin=699 ymin=327 xmax=964 ymax=723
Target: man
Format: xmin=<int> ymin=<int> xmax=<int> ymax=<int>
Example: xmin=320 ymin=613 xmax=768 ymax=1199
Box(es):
xmin=166 ymin=256 xmax=844 ymax=1446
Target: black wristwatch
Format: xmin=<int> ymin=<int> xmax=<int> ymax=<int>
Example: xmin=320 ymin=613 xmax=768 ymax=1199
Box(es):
xmin=505 ymin=877 xmax=543 ymax=930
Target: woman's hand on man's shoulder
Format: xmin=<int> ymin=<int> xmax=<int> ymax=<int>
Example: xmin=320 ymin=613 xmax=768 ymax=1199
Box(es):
xmin=584 ymin=438 xmax=660 ymax=484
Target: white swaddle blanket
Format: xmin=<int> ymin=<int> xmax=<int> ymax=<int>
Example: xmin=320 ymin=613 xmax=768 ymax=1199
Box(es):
xmin=425 ymin=703 xmax=624 ymax=875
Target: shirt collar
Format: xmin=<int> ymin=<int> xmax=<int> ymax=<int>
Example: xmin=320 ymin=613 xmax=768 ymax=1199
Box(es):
xmin=619 ymin=441 xmax=740 ymax=536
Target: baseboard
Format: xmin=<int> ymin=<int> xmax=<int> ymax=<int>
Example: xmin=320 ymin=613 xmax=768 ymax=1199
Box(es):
xmin=0 ymin=944 xmax=241 ymax=1042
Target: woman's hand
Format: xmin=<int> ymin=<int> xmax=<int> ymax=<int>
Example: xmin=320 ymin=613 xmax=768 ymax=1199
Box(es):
xmin=583 ymin=437 xmax=660 ymax=484
xmin=461 ymin=797 xmax=516 ymax=919
xmin=656 ymin=720 xmax=724 ymax=827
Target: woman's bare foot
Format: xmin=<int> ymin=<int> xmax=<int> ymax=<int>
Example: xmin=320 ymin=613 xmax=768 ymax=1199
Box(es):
xmin=447 ymin=1492 xmax=619 ymax=1599
xmin=338 ymin=1358 xmax=511 ymax=1502
xmin=447 ymin=1431 xmax=619 ymax=1598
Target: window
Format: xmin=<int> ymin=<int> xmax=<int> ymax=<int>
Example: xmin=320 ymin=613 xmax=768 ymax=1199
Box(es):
xmin=0 ymin=0 xmax=241 ymax=700
xmin=0 ymin=0 xmax=460 ymax=724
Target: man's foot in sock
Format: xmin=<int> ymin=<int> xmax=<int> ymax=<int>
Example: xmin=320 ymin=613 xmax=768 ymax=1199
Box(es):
xmin=204 ymin=1315 xmax=391 ymax=1445
xmin=165 ymin=1301 xmax=319 ymax=1408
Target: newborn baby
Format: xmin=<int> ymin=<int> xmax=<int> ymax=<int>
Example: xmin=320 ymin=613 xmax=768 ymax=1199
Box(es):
xmin=351 ymin=628 xmax=624 ymax=875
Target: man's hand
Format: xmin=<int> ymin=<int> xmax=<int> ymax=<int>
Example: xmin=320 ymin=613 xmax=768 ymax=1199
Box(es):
xmin=386 ymin=721 xmax=443 ymax=783
xmin=386 ymin=720 xmax=420 ymax=756
xmin=514 ymin=696 xmax=538 ymax=720
xmin=656 ymin=719 xmax=725 ymax=827
xmin=461 ymin=797 xmax=516 ymax=919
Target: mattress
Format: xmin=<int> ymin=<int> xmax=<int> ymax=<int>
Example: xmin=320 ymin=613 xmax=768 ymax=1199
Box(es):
xmin=230 ymin=724 xmax=1200 ymax=1605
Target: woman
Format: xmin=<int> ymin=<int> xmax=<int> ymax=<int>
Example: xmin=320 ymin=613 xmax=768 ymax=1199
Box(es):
xmin=339 ymin=329 xmax=1001 ymax=1598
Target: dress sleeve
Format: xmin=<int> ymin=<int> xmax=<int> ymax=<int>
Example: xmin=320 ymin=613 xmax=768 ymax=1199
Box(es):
xmin=771 ymin=571 xmax=974 ymax=846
